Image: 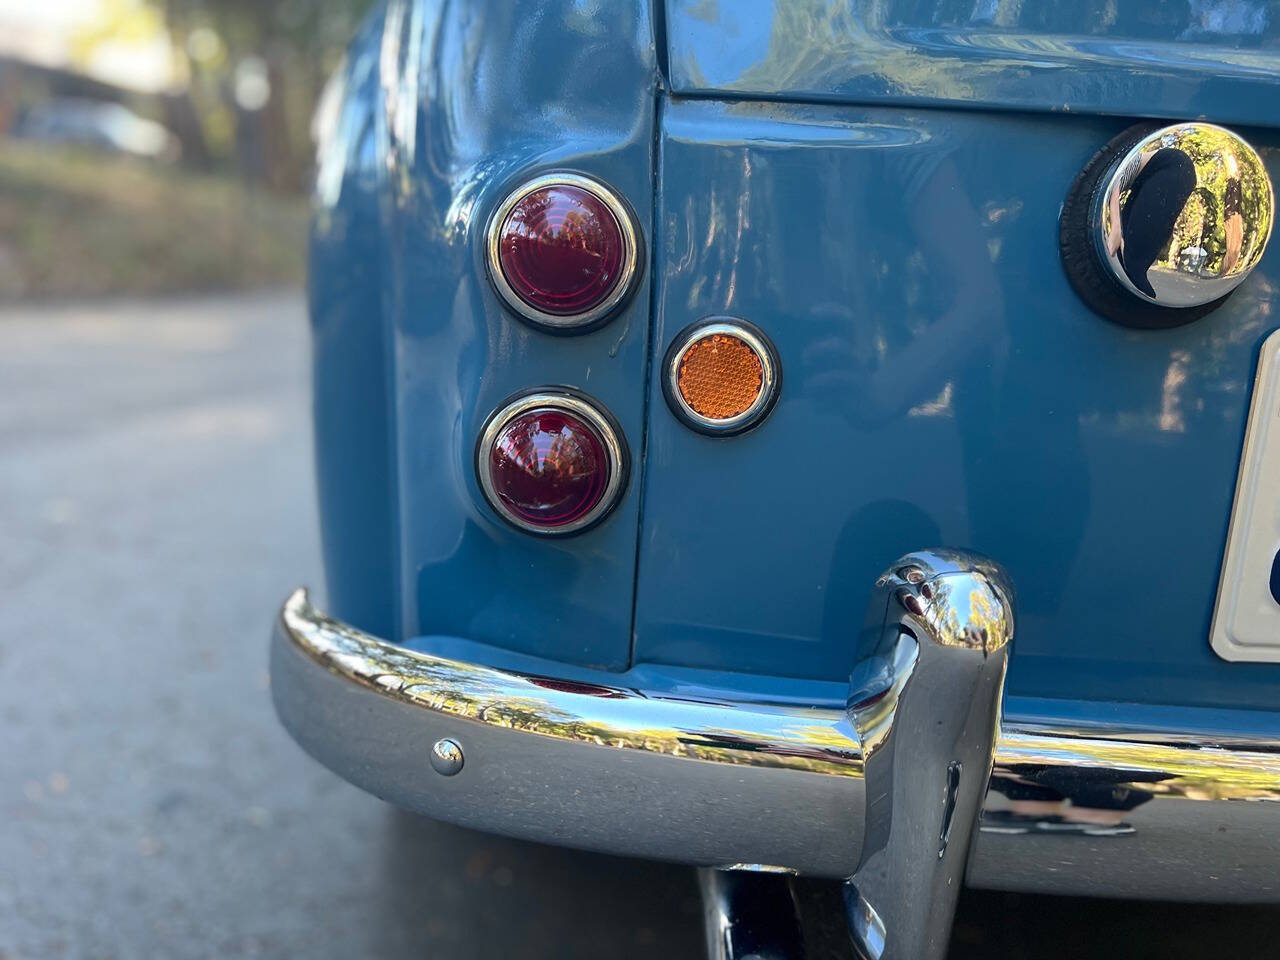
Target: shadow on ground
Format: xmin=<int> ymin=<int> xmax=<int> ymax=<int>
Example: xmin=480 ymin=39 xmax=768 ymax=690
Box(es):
xmin=376 ymin=812 xmax=701 ymax=959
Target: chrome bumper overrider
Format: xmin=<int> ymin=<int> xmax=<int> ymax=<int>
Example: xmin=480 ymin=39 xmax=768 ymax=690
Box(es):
xmin=272 ymin=551 xmax=1280 ymax=931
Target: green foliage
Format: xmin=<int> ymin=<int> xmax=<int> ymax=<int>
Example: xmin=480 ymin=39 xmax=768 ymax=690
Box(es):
xmin=148 ymin=0 xmax=377 ymax=191
xmin=155 ymin=0 xmax=375 ymax=67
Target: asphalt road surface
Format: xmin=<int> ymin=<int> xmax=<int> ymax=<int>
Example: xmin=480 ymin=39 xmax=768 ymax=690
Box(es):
xmin=2 ymin=291 xmax=1278 ymax=959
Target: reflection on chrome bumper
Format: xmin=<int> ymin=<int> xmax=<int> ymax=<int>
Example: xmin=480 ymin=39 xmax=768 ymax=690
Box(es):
xmin=271 ymin=576 xmax=1280 ymax=903
xmin=271 ymin=588 xmax=867 ymax=877
xmin=975 ymin=722 xmax=1280 ymax=901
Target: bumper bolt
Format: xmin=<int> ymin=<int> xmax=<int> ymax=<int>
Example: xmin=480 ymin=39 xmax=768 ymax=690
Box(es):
xmin=430 ymin=738 xmax=464 ymax=776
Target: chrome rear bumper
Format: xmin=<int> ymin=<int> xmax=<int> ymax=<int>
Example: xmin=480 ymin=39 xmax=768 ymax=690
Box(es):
xmin=272 ymin=565 xmax=1280 ymax=905
xmin=272 ymin=587 xmax=867 ymax=876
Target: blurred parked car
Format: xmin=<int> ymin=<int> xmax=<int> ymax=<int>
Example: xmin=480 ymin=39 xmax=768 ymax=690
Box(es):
xmin=13 ymin=98 xmax=176 ymax=160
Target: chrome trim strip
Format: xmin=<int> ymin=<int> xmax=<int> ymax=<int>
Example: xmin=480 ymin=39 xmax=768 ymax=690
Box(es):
xmin=663 ymin=319 xmax=780 ymax=435
xmin=485 ymin=172 xmax=642 ymax=331
xmin=476 ymin=389 xmax=628 ymax=536
xmin=272 ymin=588 xmax=1280 ymax=896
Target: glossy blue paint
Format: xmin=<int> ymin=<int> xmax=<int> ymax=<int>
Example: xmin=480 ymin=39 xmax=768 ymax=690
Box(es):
xmin=634 ymin=98 xmax=1280 ymax=710
xmin=310 ymin=5 xmax=397 ymax=641
xmin=311 ymin=0 xmax=1280 ymax=716
xmin=312 ymin=0 xmax=658 ymax=667
xmin=667 ymin=0 xmax=1280 ymax=126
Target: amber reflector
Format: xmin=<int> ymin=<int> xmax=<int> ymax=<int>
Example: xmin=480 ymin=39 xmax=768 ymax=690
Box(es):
xmin=677 ymin=333 xmax=765 ymax=420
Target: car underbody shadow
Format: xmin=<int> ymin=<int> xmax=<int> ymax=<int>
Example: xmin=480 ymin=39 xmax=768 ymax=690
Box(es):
xmin=373 ymin=809 xmax=703 ymax=960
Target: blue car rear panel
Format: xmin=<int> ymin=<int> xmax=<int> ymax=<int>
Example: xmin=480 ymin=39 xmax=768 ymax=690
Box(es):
xmin=311 ymin=0 xmax=1280 ymax=716
xmin=636 ymin=98 xmax=1280 ymax=712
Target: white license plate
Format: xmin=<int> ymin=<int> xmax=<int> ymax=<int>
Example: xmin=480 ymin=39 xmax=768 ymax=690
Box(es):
xmin=1212 ymin=328 xmax=1280 ymax=662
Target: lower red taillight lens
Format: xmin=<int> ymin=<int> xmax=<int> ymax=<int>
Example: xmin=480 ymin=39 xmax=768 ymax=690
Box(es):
xmin=477 ymin=391 xmax=627 ymax=535
xmin=489 ymin=408 xmax=607 ymax=527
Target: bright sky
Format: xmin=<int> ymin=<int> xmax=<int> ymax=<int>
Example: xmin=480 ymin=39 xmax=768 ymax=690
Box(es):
xmin=0 ymin=0 xmax=104 ymax=28
xmin=0 ymin=0 xmax=177 ymax=92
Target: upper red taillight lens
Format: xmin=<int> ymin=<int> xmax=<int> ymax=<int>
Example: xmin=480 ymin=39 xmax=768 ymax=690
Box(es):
xmin=498 ymin=184 xmax=622 ymax=315
xmin=477 ymin=392 xmax=627 ymax=535
xmin=488 ymin=174 xmax=639 ymax=330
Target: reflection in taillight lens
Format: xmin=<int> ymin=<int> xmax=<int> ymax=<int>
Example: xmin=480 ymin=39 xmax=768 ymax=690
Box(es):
xmin=495 ymin=182 xmax=627 ymax=317
xmin=486 ymin=407 xmax=610 ymax=529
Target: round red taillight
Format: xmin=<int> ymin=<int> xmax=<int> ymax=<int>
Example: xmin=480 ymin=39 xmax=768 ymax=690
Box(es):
xmin=488 ymin=174 xmax=639 ymax=330
xmin=477 ymin=392 xmax=627 ymax=535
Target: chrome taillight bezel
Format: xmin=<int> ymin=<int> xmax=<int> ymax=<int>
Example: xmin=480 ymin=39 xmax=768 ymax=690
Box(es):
xmin=485 ymin=172 xmax=643 ymax=333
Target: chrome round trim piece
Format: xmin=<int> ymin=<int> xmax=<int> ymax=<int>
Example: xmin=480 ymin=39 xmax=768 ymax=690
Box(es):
xmin=475 ymin=389 xmax=628 ymax=536
xmin=429 ymin=738 xmax=464 ymax=776
xmin=1094 ymin=123 xmax=1273 ymax=309
xmin=485 ymin=172 xmax=642 ymax=332
xmin=663 ymin=319 xmax=781 ymax=436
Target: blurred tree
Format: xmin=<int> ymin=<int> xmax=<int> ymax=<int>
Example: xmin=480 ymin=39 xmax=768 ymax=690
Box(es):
xmin=150 ymin=0 xmax=375 ymax=191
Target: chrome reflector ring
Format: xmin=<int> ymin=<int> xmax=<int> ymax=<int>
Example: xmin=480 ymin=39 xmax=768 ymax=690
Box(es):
xmin=663 ymin=319 xmax=781 ymax=436
xmin=476 ymin=389 xmax=629 ymax=536
xmin=485 ymin=172 xmax=643 ymax=332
